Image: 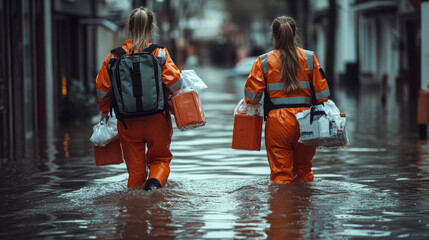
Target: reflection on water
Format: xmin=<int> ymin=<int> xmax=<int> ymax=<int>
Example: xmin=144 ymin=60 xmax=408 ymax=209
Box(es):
xmin=1 ymin=66 xmax=429 ymax=239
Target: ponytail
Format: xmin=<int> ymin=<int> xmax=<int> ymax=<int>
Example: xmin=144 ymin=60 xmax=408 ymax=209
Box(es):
xmin=128 ymin=7 xmax=155 ymax=52
xmin=271 ymin=16 xmax=301 ymax=93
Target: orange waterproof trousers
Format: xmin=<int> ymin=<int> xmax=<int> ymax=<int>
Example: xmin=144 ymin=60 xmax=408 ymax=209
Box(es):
xmin=118 ymin=112 xmax=173 ymax=187
xmin=265 ymin=108 xmax=316 ymax=184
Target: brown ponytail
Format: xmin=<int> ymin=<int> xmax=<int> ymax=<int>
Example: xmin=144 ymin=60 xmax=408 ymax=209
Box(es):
xmin=128 ymin=7 xmax=155 ymax=52
xmin=271 ymin=16 xmax=301 ymax=93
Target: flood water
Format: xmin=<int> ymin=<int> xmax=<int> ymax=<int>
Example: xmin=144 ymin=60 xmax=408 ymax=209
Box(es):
xmin=1 ymin=66 xmax=429 ymax=239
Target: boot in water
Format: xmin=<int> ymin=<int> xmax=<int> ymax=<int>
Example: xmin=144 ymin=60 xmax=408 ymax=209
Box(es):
xmin=144 ymin=178 xmax=163 ymax=191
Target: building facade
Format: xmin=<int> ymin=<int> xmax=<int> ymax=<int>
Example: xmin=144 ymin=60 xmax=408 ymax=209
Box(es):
xmin=0 ymin=0 xmax=129 ymax=162
xmin=0 ymin=0 xmax=49 ymax=162
xmin=309 ymin=0 xmax=420 ymax=94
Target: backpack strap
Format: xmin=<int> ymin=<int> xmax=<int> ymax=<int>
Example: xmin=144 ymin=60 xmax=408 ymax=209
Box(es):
xmin=144 ymin=44 xmax=167 ymax=65
xmin=108 ymin=47 xmax=128 ymax=129
xmin=108 ymin=47 xmax=126 ymax=74
xmin=108 ymin=47 xmax=127 ymax=81
xmin=162 ymin=84 xmax=170 ymax=122
xmin=111 ymin=47 xmax=127 ymax=58
xmin=143 ymin=44 xmax=163 ymax=54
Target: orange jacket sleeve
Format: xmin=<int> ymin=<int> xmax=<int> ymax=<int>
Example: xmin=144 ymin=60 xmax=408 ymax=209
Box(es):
xmin=244 ymin=56 xmax=266 ymax=104
xmin=95 ymin=53 xmax=114 ymax=114
xmin=154 ymin=48 xmax=182 ymax=94
xmin=312 ymin=53 xmax=330 ymax=103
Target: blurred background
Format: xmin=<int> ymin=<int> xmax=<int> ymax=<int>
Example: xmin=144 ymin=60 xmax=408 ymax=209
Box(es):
xmin=0 ymin=0 xmax=425 ymax=161
xmin=2 ymin=1 xmax=429 ymax=238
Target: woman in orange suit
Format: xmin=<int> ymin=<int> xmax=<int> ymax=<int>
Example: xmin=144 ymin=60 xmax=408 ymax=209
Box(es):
xmin=244 ymin=16 xmax=330 ymax=184
xmin=95 ymin=7 xmax=182 ymax=190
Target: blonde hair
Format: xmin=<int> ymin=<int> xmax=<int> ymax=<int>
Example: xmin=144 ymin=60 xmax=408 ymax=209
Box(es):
xmin=271 ymin=16 xmax=302 ymax=93
xmin=128 ymin=7 xmax=154 ymax=52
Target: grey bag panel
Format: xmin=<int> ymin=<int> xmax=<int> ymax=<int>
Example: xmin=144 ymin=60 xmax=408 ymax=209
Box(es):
xmin=139 ymin=56 xmax=157 ymax=111
xmin=138 ymin=55 xmax=164 ymax=112
xmin=156 ymin=67 xmax=164 ymax=106
xmin=155 ymin=57 xmax=165 ymax=110
xmin=112 ymin=54 xmax=164 ymax=116
xmin=110 ymin=67 xmax=124 ymax=113
xmin=118 ymin=58 xmax=135 ymax=113
xmin=155 ymin=61 xmax=164 ymax=107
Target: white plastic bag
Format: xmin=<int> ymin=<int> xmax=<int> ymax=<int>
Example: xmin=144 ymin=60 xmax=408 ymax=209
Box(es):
xmin=177 ymin=70 xmax=208 ymax=95
xmin=90 ymin=116 xmax=118 ymax=147
xmin=296 ymin=100 xmax=349 ymax=148
xmin=234 ymin=99 xmax=262 ymax=116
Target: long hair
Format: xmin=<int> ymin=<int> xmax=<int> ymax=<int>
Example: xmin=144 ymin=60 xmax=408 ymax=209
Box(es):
xmin=128 ymin=7 xmax=154 ymax=52
xmin=271 ymin=16 xmax=301 ymax=93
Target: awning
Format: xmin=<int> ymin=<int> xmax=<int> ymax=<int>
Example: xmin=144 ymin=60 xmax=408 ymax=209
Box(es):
xmin=353 ymin=1 xmax=397 ymax=13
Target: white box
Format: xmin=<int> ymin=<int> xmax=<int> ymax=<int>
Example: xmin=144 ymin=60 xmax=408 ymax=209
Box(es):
xmin=296 ymin=109 xmax=324 ymax=140
xmin=296 ymin=108 xmax=348 ymax=148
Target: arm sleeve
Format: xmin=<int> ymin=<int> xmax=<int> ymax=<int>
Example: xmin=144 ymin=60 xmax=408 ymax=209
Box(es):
xmin=95 ymin=53 xmax=114 ymax=113
xmin=312 ymin=53 xmax=330 ymax=103
xmin=244 ymin=56 xmax=266 ymax=104
xmin=157 ymin=48 xmax=182 ymax=94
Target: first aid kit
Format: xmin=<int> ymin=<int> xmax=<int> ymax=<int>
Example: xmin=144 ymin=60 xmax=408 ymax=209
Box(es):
xmin=171 ymin=70 xmax=207 ymax=131
xmin=232 ymin=99 xmax=263 ymax=151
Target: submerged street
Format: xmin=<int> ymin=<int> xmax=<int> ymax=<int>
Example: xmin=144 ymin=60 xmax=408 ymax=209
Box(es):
xmin=1 ymin=66 xmax=429 ymax=239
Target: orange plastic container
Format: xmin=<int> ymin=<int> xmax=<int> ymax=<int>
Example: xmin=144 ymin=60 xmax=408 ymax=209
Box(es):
xmin=93 ymin=138 xmax=123 ymax=166
xmin=232 ymin=114 xmax=263 ymax=151
xmin=171 ymin=90 xmax=206 ymax=130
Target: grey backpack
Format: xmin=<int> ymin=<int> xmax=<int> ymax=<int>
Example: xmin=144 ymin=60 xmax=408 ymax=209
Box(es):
xmin=108 ymin=44 xmax=168 ymax=129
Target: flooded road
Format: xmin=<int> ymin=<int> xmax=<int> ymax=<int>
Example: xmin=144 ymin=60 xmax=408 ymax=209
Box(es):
xmin=1 ymin=66 xmax=429 ymax=239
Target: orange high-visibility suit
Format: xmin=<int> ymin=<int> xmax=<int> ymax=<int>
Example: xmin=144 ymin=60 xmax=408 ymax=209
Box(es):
xmin=96 ymin=40 xmax=182 ymax=187
xmin=244 ymin=48 xmax=329 ymax=184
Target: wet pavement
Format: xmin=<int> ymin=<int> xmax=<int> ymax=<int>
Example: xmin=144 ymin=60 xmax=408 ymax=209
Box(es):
xmin=1 ymin=66 xmax=429 ymax=239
